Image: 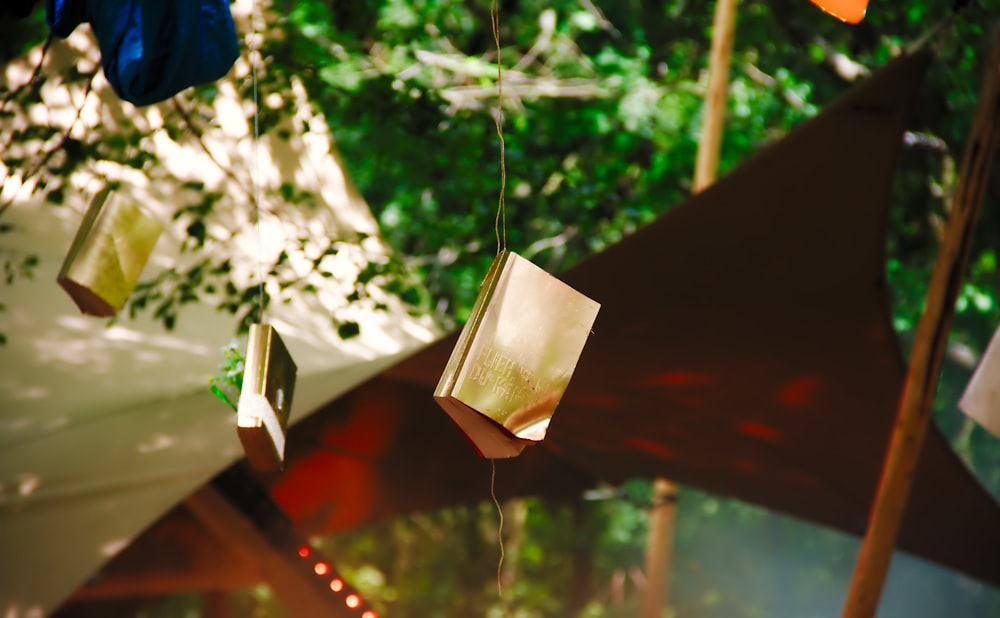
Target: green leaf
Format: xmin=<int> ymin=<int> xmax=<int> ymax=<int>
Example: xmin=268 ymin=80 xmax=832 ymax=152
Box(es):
xmin=337 ymin=321 xmax=361 ymax=339
xmin=46 ymin=187 xmax=64 ymax=205
xmin=209 ymin=383 xmax=238 ymax=411
xmin=185 ymin=221 xmax=206 ymax=247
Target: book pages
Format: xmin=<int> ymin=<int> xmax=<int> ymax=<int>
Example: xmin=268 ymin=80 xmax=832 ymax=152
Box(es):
xmin=238 ymin=323 xmax=298 ymax=470
xmin=57 ymin=187 xmax=162 ymax=317
xmin=435 ymin=251 xmax=600 ymax=458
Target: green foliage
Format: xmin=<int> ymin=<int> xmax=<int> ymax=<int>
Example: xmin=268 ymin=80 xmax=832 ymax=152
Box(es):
xmin=0 ymin=14 xmax=432 ymax=344
xmin=270 ymin=0 xmax=726 ymax=319
xmin=1 ymin=249 xmax=37 ymax=285
xmin=0 ymin=221 xmax=39 ymax=344
xmin=268 ymin=0 xmax=1000 ymax=329
xmin=209 ymin=339 xmax=246 ymax=412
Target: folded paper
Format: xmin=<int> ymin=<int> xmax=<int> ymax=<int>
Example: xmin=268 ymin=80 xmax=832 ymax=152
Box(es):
xmin=959 ymin=324 xmax=1000 ymax=439
xmin=57 ymin=186 xmax=162 ymax=317
xmin=238 ymin=323 xmax=298 ymax=471
xmin=435 ymin=250 xmax=600 ymax=458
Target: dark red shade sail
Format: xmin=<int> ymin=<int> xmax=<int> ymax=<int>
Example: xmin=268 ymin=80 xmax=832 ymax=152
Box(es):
xmin=261 ymin=48 xmax=1000 ymax=587
xmin=78 ymin=47 xmax=1000 ymax=599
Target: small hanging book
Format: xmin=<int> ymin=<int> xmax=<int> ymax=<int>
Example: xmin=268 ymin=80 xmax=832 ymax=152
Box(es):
xmin=959 ymin=324 xmax=1000 ymax=439
xmin=57 ymin=186 xmax=162 ymax=317
xmin=238 ymin=323 xmax=298 ymax=471
xmin=434 ymin=250 xmax=600 ymax=458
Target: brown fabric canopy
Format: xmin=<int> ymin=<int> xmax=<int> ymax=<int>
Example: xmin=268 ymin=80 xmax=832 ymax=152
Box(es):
xmin=260 ymin=47 xmax=1000 ymax=587
xmin=67 ymin=47 xmax=1000 ymax=605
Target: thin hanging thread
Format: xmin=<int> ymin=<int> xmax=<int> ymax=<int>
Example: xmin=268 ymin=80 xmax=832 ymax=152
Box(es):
xmin=250 ymin=1 xmax=265 ymax=324
xmin=490 ymin=458 xmax=505 ymax=598
xmin=488 ymin=1 xmax=507 ymax=599
xmin=490 ymin=0 xmax=507 ymax=255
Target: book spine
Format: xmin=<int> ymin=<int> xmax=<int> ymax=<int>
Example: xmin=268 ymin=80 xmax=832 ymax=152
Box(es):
xmin=434 ymin=250 xmax=511 ymax=396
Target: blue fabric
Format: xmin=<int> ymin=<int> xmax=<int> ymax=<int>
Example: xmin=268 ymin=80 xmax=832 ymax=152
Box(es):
xmin=47 ymin=0 xmax=239 ymax=106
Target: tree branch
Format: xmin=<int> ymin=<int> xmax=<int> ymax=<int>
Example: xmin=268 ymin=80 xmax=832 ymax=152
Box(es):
xmin=768 ymin=2 xmax=870 ymax=83
xmin=170 ymin=97 xmax=255 ymax=204
xmin=0 ymin=68 xmax=97 ymax=218
xmin=0 ymin=32 xmax=52 ymax=115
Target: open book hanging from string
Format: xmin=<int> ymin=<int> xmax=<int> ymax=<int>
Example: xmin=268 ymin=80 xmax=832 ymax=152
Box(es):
xmin=237 ymin=323 xmax=297 ymax=471
xmin=57 ymin=186 xmax=162 ymax=317
xmin=234 ymin=3 xmax=298 ymax=473
xmin=434 ymin=250 xmax=600 ymax=458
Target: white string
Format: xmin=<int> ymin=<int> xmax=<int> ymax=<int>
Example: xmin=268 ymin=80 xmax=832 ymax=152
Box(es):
xmin=490 ymin=0 xmax=507 ymax=255
xmin=250 ymin=1 xmax=265 ymax=323
xmin=490 ymin=458 xmax=505 ymax=598
xmin=488 ymin=2 xmax=507 ymax=597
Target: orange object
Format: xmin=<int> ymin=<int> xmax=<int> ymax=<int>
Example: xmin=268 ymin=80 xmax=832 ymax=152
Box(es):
xmin=809 ymin=0 xmax=868 ymax=23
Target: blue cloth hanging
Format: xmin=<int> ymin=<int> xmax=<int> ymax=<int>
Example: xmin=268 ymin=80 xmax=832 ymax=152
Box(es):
xmin=46 ymin=0 xmax=239 ymax=106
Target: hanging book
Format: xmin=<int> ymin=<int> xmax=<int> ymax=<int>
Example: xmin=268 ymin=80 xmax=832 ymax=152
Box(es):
xmin=57 ymin=186 xmax=162 ymax=317
xmin=959 ymin=323 xmax=1000 ymax=439
xmin=238 ymin=323 xmax=298 ymax=471
xmin=434 ymin=250 xmax=600 ymax=458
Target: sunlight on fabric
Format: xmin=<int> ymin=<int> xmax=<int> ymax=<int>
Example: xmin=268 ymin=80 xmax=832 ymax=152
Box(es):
xmin=99 ymin=538 xmax=129 ymax=558
xmin=17 ymin=475 xmax=41 ymax=497
xmin=136 ymin=434 xmax=176 ymax=454
xmin=1 ymin=602 xmax=44 ymax=618
xmin=0 ymin=385 xmax=47 ymax=401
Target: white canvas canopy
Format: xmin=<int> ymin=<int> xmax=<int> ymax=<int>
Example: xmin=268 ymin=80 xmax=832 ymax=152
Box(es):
xmin=0 ymin=12 xmax=438 ymax=615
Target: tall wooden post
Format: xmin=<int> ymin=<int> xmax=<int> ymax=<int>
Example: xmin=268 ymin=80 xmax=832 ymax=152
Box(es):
xmin=841 ymin=28 xmax=1000 ymax=618
xmin=641 ymin=1 xmax=737 ymax=616
xmin=641 ymin=478 xmax=680 ymax=618
xmin=692 ymin=0 xmax=738 ymax=194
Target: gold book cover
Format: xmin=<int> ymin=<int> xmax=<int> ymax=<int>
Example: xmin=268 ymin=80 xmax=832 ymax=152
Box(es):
xmin=238 ymin=323 xmax=298 ymax=471
xmin=434 ymin=250 xmax=600 ymax=458
xmin=959 ymin=324 xmax=1000 ymax=439
xmin=57 ymin=186 xmax=162 ymax=317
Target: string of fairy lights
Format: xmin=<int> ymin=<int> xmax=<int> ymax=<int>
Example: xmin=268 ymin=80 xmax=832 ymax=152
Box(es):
xmin=296 ymin=543 xmax=378 ymax=617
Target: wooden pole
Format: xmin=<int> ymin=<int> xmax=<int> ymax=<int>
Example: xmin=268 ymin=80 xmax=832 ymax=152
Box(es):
xmin=641 ymin=1 xmax=737 ymax=616
xmin=841 ymin=28 xmax=1000 ymax=618
xmin=641 ymin=478 xmax=680 ymax=618
xmin=185 ymin=486 xmax=359 ymax=618
xmin=692 ymin=0 xmax=738 ymax=194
